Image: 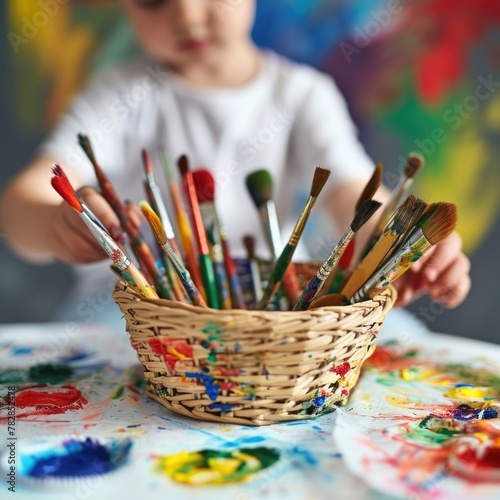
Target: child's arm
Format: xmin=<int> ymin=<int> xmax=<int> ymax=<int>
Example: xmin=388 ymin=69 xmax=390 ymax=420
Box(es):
xmin=0 ymin=155 xmax=137 ymax=264
xmin=323 ymin=180 xmax=470 ymax=309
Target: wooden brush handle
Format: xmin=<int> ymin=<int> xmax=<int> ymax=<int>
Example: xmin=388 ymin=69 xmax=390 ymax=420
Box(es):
xmin=122 ymin=264 xmax=159 ymax=299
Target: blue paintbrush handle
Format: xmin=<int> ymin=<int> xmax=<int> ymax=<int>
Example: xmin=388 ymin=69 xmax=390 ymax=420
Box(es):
xmin=213 ymin=261 xmax=231 ymax=309
xmin=293 ymin=275 xmax=323 ymax=311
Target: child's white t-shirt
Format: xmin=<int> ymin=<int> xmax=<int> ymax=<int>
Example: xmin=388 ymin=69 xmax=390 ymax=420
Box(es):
xmin=41 ymin=50 xmax=374 ymax=305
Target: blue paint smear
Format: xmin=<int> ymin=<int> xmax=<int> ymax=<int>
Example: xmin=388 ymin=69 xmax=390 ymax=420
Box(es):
xmin=185 ymin=372 xmax=220 ymax=400
xmin=208 ymin=403 xmax=236 ymax=413
xmin=60 ymin=351 xmax=94 ymax=363
xmin=21 ymin=438 xmax=132 ymax=478
xmin=289 ymin=446 xmax=318 ymax=466
xmin=455 ymin=383 xmax=475 ymax=388
xmin=12 ymin=347 xmax=33 ymax=355
xmin=312 ymin=396 xmax=327 ymax=407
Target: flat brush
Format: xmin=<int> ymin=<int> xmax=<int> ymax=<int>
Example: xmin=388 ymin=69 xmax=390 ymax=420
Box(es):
xmin=140 ymin=201 xmax=207 ymax=307
xmin=341 ymin=195 xmax=426 ymax=300
xmin=50 ymin=165 xmax=158 ymax=299
xmin=360 ymin=153 xmax=424 ymax=258
xmin=178 ymin=155 xmax=220 ymax=309
xmin=192 ymin=168 xmax=233 ymax=310
xmin=245 ymin=169 xmax=300 ymax=305
xmin=328 ymin=163 xmax=383 ymax=293
xmin=243 ymin=235 xmax=262 ymax=306
xmin=161 ymin=148 xmax=204 ymax=297
xmin=351 ymin=202 xmax=457 ymax=303
xmin=78 ymin=134 xmax=173 ymax=297
xmin=258 ymin=166 xmax=331 ymax=310
xmin=293 ymin=199 xmax=382 ymax=311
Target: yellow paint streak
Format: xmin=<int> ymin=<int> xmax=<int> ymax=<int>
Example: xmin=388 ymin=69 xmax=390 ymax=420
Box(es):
xmin=418 ymin=112 xmax=500 ymax=253
xmin=444 ymin=386 xmax=498 ymax=401
xmin=8 ymin=0 xmax=95 ymax=128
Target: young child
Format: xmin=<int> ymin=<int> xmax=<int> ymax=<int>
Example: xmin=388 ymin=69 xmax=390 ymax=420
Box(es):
xmin=0 ymin=0 xmax=470 ymax=326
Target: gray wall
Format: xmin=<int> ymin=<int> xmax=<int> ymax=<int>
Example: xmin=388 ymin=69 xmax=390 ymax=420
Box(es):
xmin=0 ymin=7 xmax=498 ymax=343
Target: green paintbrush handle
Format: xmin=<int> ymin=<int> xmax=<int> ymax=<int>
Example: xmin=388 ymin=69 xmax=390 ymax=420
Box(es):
xmin=258 ymin=244 xmax=295 ymax=310
xmin=199 ymin=254 xmax=220 ymax=309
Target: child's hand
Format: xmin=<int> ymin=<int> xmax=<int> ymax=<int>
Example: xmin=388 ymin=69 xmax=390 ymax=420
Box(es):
xmin=393 ymin=232 xmax=471 ymax=308
xmin=48 ymin=186 xmax=141 ymax=264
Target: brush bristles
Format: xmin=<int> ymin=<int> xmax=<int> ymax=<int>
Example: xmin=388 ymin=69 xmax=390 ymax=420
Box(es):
xmin=192 ymin=169 xmax=215 ymax=203
xmin=142 ymin=149 xmax=153 ymax=174
xmin=357 ymin=163 xmax=383 ymax=211
xmin=310 ymin=167 xmax=331 ymax=198
xmin=405 ymin=152 xmax=424 ymax=179
xmin=351 ymin=199 xmax=382 ymax=233
xmin=140 ymin=201 xmax=167 ymax=246
xmin=245 ymin=169 xmax=273 ymax=207
xmin=243 ymin=235 xmax=256 ymax=260
xmin=78 ymin=134 xmax=96 ymax=165
xmin=177 ymin=154 xmax=189 ymax=176
xmin=391 ymin=194 xmax=426 ymax=234
xmin=51 ymin=165 xmax=83 ymax=213
xmin=421 ymin=203 xmax=457 ymax=245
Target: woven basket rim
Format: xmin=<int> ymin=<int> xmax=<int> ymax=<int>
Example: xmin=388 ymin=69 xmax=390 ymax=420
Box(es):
xmin=113 ymin=280 xmax=397 ymax=316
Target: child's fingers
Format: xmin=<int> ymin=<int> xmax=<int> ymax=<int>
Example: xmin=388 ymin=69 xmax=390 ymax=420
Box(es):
xmin=420 ymin=232 xmax=463 ymax=283
xmin=77 ymin=186 xmax=122 ymax=232
xmin=428 ymin=253 xmax=471 ymax=307
xmin=52 ymin=206 xmax=108 ymax=263
xmin=125 ymin=202 xmax=143 ymax=229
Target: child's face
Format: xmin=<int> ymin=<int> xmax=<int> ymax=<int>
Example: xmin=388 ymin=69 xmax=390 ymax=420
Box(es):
xmin=122 ymin=0 xmax=256 ymax=67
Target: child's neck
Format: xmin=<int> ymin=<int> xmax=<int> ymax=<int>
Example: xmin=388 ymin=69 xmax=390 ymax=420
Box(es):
xmin=170 ymin=41 xmax=261 ymax=89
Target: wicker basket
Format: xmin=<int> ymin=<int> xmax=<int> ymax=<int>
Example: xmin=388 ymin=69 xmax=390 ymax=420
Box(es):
xmin=113 ymin=269 xmax=396 ymax=426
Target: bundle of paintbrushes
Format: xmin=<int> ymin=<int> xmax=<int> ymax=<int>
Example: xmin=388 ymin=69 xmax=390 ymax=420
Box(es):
xmin=51 ymin=138 xmax=458 ymax=425
xmin=50 ymin=137 xmax=457 ymax=314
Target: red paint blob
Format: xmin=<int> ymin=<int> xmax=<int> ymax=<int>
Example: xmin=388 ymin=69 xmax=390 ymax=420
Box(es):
xmin=12 ymin=384 xmax=87 ymax=418
xmin=330 ymin=362 xmax=351 ymax=378
xmin=148 ymin=338 xmax=193 ymax=371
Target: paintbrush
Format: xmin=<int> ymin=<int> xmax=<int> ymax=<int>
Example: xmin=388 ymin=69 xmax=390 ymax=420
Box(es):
xmin=245 ymin=169 xmax=300 ymax=305
xmin=350 ymin=202 xmax=457 ymax=303
xmin=221 ymin=226 xmax=246 ymax=309
xmin=140 ymin=201 xmax=207 ymax=307
xmin=142 ymin=151 xmax=186 ymax=302
xmin=360 ymin=153 xmax=424 ymax=258
xmin=142 ymin=149 xmax=182 ymax=257
xmin=328 ymin=163 xmax=383 ymax=293
xmin=50 ymin=165 xmax=158 ymax=299
xmin=245 ymin=169 xmax=282 ymax=258
xmin=257 ymin=167 xmax=331 ymax=310
xmin=192 ymin=168 xmax=235 ymax=310
xmin=178 ymin=155 xmax=220 ymax=309
xmin=78 ymin=134 xmax=173 ymax=298
xmin=243 ymin=235 xmax=263 ymax=306
xmin=341 ymin=195 xmax=426 ymax=300
xmin=293 ymin=200 xmax=382 ymax=311
xmin=162 ymin=149 xmax=205 ymax=298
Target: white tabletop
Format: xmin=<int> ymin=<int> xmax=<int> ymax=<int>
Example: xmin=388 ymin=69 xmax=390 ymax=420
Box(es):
xmin=0 ymin=314 xmax=498 ymax=500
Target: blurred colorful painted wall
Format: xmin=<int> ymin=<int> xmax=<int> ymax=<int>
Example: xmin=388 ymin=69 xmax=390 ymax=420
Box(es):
xmin=2 ymin=0 xmax=499 ymax=340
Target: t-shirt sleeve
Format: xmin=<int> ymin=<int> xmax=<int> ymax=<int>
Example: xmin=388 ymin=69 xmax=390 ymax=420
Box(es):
xmin=289 ymin=70 xmax=375 ymax=189
xmin=38 ymin=68 xmax=128 ymax=184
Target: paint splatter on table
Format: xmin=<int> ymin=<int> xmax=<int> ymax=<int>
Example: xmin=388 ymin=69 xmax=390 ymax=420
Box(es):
xmin=334 ymin=334 xmax=500 ymax=499
xmin=0 ymin=324 xmax=366 ymax=499
xmin=1 ymin=324 xmax=499 ymax=499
